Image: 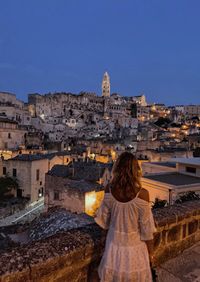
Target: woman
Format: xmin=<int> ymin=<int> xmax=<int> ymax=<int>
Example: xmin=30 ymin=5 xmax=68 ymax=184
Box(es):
xmin=94 ymin=152 xmax=156 ymax=282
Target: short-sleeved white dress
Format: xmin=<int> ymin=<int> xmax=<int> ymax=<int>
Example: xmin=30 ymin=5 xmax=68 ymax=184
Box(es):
xmin=94 ymin=192 xmax=156 ymax=282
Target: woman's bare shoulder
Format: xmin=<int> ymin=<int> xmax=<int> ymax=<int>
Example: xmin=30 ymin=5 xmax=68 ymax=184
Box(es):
xmin=137 ymin=188 xmax=150 ymax=202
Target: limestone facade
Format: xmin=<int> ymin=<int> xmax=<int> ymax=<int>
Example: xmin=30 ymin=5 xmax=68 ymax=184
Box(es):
xmin=0 ymin=118 xmax=27 ymax=150
xmin=27 ymin=91 xmax=138 ymax=141
xmin=2 ymin=153 xmax=72 ymax=202
xmin=45 ymin=175 xmax=104 ymax=215
xmin=0 ymin=92 xmax=31 ymax=125
xmin=184 ymin=105 xmax=200 ymax=118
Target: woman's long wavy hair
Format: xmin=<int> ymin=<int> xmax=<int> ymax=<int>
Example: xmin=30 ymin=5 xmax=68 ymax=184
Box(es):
xmin=110 ymin=152 xmax=142 ymax=202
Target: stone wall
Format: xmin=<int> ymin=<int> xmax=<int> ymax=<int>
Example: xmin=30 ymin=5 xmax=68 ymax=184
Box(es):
xmin=0 ymin=201 xmax=200 ymax=282
xmin=45 ymin=175 xmax=85 ymax=213
xmin=152 ymin=200 xmax=200 ymax=265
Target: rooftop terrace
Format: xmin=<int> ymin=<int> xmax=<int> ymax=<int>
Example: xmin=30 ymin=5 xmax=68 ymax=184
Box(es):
xmin=151 ymin=161 xmax=176 ymax=168
xmin=145 ymin=172 xmax=200 ymax=186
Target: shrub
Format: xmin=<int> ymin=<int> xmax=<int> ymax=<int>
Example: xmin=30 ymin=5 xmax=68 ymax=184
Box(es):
xmin=0 ymin=176 xmax=19 ymax=200
xmin=175 ymin=191 xmax=200 ymax=204
xmin=152 ymin=198 xmax=168 ymax=209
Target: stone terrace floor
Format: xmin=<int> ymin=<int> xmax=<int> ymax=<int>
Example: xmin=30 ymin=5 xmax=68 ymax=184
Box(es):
xmin=156 ymin=242 xmax=200 ymax=282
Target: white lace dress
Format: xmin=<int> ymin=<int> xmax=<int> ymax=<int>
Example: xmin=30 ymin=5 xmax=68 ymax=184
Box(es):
xmin=94 ymin=193 xmax=156 ymax=282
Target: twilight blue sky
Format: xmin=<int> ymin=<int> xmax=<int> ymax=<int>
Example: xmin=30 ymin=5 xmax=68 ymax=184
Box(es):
xmin=0 ymin=0 xmax=200 ymax=105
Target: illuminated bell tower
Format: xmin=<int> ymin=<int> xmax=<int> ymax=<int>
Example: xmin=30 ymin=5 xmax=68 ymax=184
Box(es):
xmin=102 ymin=72 xmax=110 ymax=97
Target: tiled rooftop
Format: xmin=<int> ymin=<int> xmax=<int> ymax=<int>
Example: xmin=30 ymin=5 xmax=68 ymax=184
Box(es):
xmin=64 ymin=179 xmax=103 ymax=192
xmin=48 ymin=161 xmax=112 ymax=182
xmin=8 ymin=150 xmax=84 ymax=162
xmin=9 ymin=153 xmax=57 ymax=161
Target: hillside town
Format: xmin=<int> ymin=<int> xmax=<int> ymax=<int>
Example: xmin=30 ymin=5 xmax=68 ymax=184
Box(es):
xmin=0 ymin=72 xmax=200 ymax=280
xmin=1 ymin=73 xmax=200 ymax=213
xmin=1 ymin=0 xmax=200 ymax=279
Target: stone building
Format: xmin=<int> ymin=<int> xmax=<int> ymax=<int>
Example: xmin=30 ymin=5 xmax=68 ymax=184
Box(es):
xmin=132 ymin=94 xmax=147 ymax=106
xmin=142 ymin=161 xmax=176 ymax=175
xmin=184 ymin=105 xmax=200 ymax=118
xmin=141 ymin=158 xmax=200 ymax=204
xmin=136 ymin=105 xmax=150 ymax=121
xmin=45 ymin=177 xmax=104 ymax=216
xmin=28 ymin=92 xmax=104 ymax=119
xmin=45 ymin=161 xmax=112 ymax=214
xmin=0 ymin=92 xmax=23 ymax=108
xmin=0 ymin=92 xmax=31 ymax=125
xmin=0 ymin=118 xmax=27 ymax=150
xmin=188 ymin=133 xmax=200 ymax=150
xmin=26 ymin=76 xmax=139 ymax=142
xmin=140 ymin=147 xmax=193 ymax=162
xmin=2 ymin=153 xmax=72 ymax=202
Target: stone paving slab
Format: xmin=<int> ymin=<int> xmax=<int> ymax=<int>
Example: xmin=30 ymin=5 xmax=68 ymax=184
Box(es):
xmin=156 ymin=268 xmax=182 ymax=282
xmin=156 ymin=242 xmax=200 ymax=282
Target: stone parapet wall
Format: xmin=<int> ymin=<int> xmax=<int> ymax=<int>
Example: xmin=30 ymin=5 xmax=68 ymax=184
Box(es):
xmin=0 ymin=201 xmax=200 ymax=282
xmin=152 ymin=200 xmax=200 ymax=265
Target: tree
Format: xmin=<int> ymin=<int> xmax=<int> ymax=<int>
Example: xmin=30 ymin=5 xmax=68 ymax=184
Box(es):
xmin=191 ymin=116 xmax=199 ymax=121
xmin=170 ymin=123 xmax=181 ymax=128
xmin=0 ymin=176 xmax=19 ymax=200
xmin=154 ymin=117 xmax=171 ymax=128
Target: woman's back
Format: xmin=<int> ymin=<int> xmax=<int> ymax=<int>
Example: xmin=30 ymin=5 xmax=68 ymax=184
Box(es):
xmin=94 ymin=152 xmax=156 ymax=282
xmin=94 ymin=191 xmax=156 ymax=282
xmin=95 ymin=189 xmax=155 ymax=242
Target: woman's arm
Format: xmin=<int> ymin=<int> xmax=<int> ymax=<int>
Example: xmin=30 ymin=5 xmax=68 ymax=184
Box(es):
xmin=138 ymin=188 xmax=155 ymax=259
xmin=145 ymin=240 xmax=154 ymax=259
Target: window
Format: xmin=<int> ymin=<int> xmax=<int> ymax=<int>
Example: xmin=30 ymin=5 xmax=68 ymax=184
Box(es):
xmin=54 ymin=191 xmax=59 ymax=200
xmin=186 ymin=166 xmax=196 ymax=174
xmin=38 ymin=189 xmax=42 ymax=197
xmin=13 ymin=168 xmax=17 ymax=177
xmin=36 ymin=169 xmax=40 ymax=181
xmin=3 ymin=167 xmax=6 ymax=175
xmin=8 ymin=133 xmax=11 ymax=139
